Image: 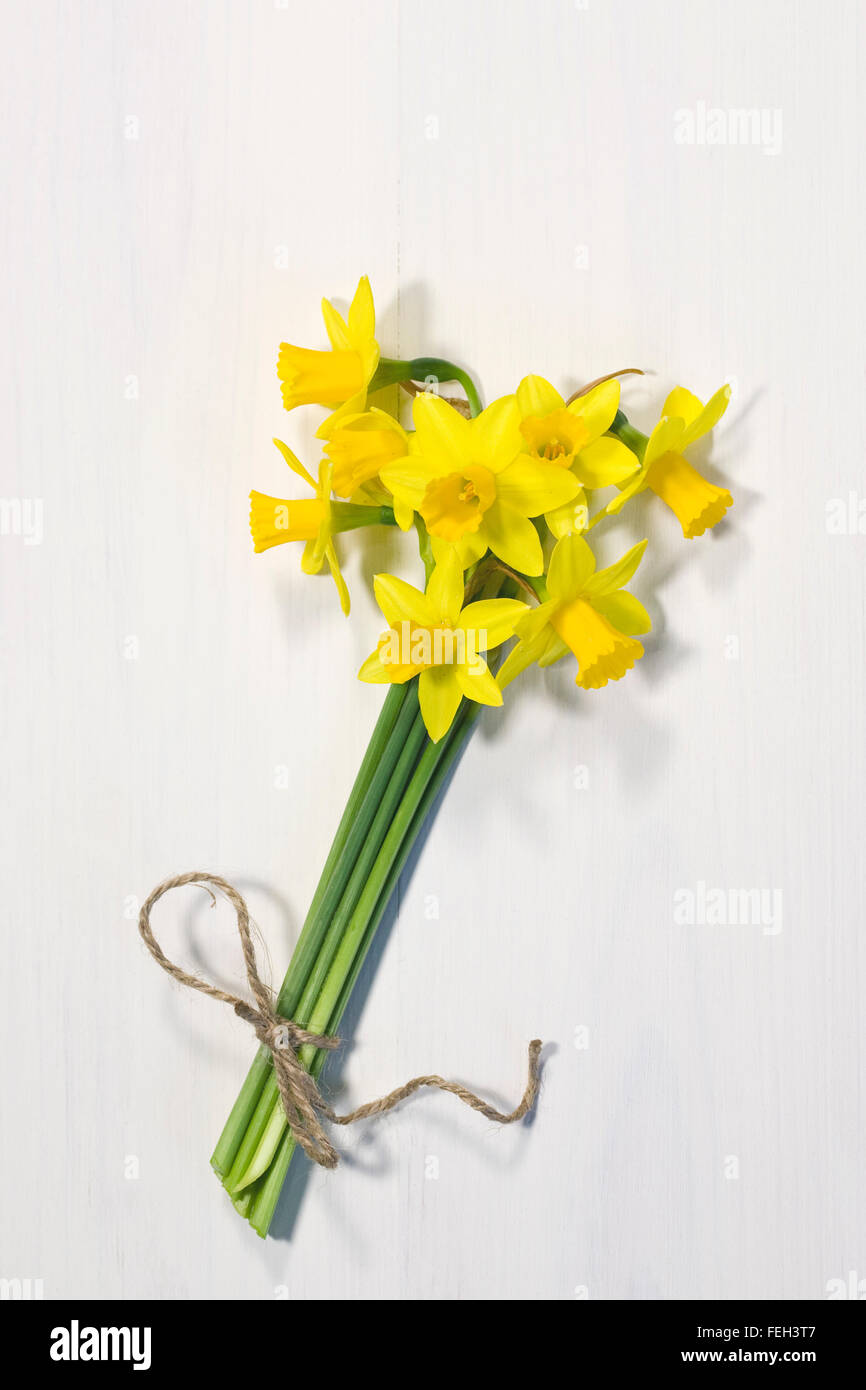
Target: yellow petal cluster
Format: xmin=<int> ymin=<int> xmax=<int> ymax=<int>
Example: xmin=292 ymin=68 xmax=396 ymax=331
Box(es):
xmin=322 ymin=407 xmax=408 ymax=499
xmin=605 ymin=385 xmax=733 ymax=537
xmin=515 ymin=376 xmax=638 ymax=537
xmin=498 ymin=535 xmax=651 ymax=692
xmin=250 ymin=275 xmax=735 ymax=737
xmin=278 ymin=276 xmax=379 ymax=435
xmin=380 ymin=393 xmax=580 ymax=576
xmin=250 ymin=438 xmax=350 ymax=614
xmin=359 ymin=550 xmax=528 ymax=741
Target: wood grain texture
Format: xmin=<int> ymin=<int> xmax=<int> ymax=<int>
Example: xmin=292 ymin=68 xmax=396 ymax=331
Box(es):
xmin=1 ymin=0 xmax=864 ymax=1300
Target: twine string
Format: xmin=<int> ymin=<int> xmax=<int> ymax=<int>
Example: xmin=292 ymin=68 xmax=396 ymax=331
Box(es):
xmin=138 ymin=871 xmax=542 ymax=1169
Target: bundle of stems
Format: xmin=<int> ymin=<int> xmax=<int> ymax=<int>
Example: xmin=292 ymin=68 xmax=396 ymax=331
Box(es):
xmin=211 ymin=673 xmax=482 ymax=1236
xmin=215 ymin=354 xmax=518 ymax=1237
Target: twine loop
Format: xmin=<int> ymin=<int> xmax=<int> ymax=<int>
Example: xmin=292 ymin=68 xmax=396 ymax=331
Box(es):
xmin=138 ymin=871 xmax=542 ymax=1170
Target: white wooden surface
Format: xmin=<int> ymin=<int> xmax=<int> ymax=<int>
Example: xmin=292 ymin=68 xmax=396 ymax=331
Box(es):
xmin=2 ymin=0 xmax=865 ymax=1301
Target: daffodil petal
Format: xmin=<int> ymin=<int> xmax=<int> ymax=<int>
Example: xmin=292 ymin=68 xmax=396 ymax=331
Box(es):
xmin=496 ymin=639 xmax=534 ymax=691
xmin=568 ymin=379 xmax=620 ymax=443
xmin=591 ymin=591 xmax=651 ymax=635
xmin=320 ymin=299 xmax=352 ymax=353
xmin=347 ymin=275 xmax=375 ymax=344
xmin=273 ymin=437 xmax=318 ymax=489
xmin=418 ymin=665 xmax=463 ymax=743
xmin=472 ymin=394 xmax=524 ymax=470
xmin=544 ymin=491 xmax=589 ymax=539
xmin=426 ymin=549 xmax=464 ymax=624
xmin=457 ymin=598 xmax=529 ymax=650
xmin=353 ymin=480 xmax=391 ymax=506
xmin=661 ymin=386 xmax=703 ymax=429
xmin=393 ymin=496 xmax=416 ymax=531
xmin=546 ymin=534 xmax=596 ymax=601
xmin=481 ymin=501 xmax=544 ymax=575
xmin=325 ymin=541 xmax=350 ymax=615
xmin=455 ymin=660 xmax=503 ymax=707
xmin=496 ymin=628 xmax=556 ymax=689
xmin=496 ymin=457 xmax=581 ymax=515
xmin=431 ymin=530 xmax=488 ymax=571
xmin=373 ymin=573 xmax=436 ymax=627
xmin=379 ymin=457 xmax=436 ymax=507
xmin=644 ymin=416 xmax=685 ymax=469
xmin=572 ymin=437 xmax=640 ymax=488
xmin=516 ymin=374 xmax=564 ymax=419
xmin=537 ymin=634 xmax=570 ymax=668
xmin=301 ymin=537 xmax=324 ymax=575
xmin=315 ymin=391 xmax=368 ymax=439
xmin=358 ymin=650 xmax=391 ymax=683
xmin=514 ymin=601 xmax=557 ymax=642
xmin=412 ymin=392 xmax=472 ymax=466
xmin=605 ymin=466 xmax=648 ymax=514
xmin=583 ymin=538 xmax=647 ymax=596
xmin=680 ymin=384 xmax=731 ymax=448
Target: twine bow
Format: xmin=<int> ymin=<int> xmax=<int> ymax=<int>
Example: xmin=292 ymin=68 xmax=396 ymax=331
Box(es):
xmin=138 ymin=871 xmax=543 ymax=1169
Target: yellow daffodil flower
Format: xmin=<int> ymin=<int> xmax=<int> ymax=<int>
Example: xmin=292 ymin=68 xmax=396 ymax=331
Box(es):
xmin=498 ymin=534 xmax=650 ymax=692
xmin=358 ymin=549 xmax=529 ymax=742
xmin=277 ymin=276 xmax=379 ymax=436
xmin=515 ymin=375 xmax=639 ymax=537
xmin=249 ymin=438 xmax=351 ymax=614
xmin=321 ymin=407 xmax=409 ymax=499
xmin=379 ymin=393 xmax=580 ymax=576
xmin=607 ymin=385 xmax=733 ymax=538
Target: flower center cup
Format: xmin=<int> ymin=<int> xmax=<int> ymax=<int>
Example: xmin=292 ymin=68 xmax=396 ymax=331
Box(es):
xmin=520 ymin=409 xmax=588 ymax=467
xmin=420 ymin=464 xmax=496 ymax=540
xmin=541 ymin=440 xmax=567 ymax=461
xmin=378 ymin=620 xmax=486 ymax=675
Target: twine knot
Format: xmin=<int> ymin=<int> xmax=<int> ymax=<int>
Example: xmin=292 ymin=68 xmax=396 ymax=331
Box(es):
xmin=265 ymin=1022 xmax=293 ymax=1052
xmin=138 ymin=871 xmax=543 ymax=1170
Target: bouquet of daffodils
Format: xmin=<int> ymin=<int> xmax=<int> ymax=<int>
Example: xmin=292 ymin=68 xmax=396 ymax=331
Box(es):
xmin=178 ymin=277 xmax=731 ymax=1237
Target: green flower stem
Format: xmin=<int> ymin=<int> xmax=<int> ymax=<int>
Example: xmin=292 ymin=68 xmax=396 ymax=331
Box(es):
xmin=274 ymin=688 xmax=419 ymax=1019
xmin=211 ymin=681 xmax=411 ymax=1179
xmin=329 ymin=501 xmax=396 ymax=531
xmin=525 ymin=574 xmax=549 ymax=603
xmin=288 ymin=717 xmax=430 ymax=1018
xmin=367 ymin=358 xmax=414 ymax=393
xmin=406 ymin=358 xmax=483 ymax=418
xmin=370 ymin=356 xmax=483 ymax=419
xmin=227 ymin=704 xmax=431 ymax=1193
xmin=305 ymin=708 xmax=477 ymax=1046
xmin=608 ymin=408 xmax=648 ymax=460
xmin=245 ymin=699 xmax=480 ymax=1237
xmin=220 ymin=691 xmax=425 ymax=1193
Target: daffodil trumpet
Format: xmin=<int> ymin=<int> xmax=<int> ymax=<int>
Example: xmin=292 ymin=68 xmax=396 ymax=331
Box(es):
xmin=605 ymin=393 xmax=734 ymax=539
xmin=249 ymin=495 xmax=395 ymax=549
xmin=498 ymin=535 xmax=650 ymax=692
xmin=199 ymin=274 xmax=735 ymax=1237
